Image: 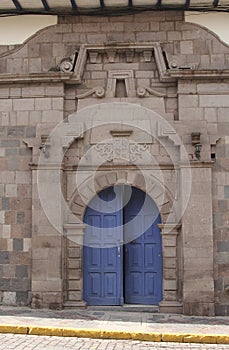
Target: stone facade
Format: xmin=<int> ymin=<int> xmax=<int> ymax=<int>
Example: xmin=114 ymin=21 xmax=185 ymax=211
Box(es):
xmin=0 ymin=11 xmax=228 ymax=316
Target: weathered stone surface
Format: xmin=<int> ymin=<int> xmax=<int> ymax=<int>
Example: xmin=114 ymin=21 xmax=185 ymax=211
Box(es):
xmin=0 ymin=10 xmax=228 ymax=315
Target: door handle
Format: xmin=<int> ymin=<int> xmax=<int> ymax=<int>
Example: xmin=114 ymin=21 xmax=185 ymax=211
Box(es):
xmin=117 ymin=246 xmax=121 ymax=257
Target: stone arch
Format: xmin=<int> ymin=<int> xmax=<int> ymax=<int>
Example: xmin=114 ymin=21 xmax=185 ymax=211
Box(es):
xmin=69 ymin=169 xmax=176 ymax=225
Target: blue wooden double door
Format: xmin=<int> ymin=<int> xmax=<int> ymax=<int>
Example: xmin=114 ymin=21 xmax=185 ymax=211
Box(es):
xmin=83 ymin=186 xmax=162 ymax=305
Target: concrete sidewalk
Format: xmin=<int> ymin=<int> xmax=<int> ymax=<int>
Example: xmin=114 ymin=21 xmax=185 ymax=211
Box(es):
xmin=0 ymin=306 xmax=228 ymax=344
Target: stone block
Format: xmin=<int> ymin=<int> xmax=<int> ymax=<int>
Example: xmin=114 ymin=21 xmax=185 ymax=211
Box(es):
xmin=13 ymin=238 xmax=23 ymax=251
xmin=86 ymin=34 xmax=107 ymax=44
xmin=0 ymin=251 xmax=9 ymax=264
xmin=68 ymin=280 xmax=81 ymax=290
xmin=0 ymin=100 xmax=12 ymax=111
xmin=25 ymin=126 xmax=36 ymax=138
xmin=13 ymin=99 xmax=35 ymax=111
xmin=167 ymin=31 xmax=182 ymax=41
xmin=2 ymin=225 xmax=11 ymax=238
xmin=163 ymin=258 xmax=177 ymax=269
xmin=68 ymin=269 xmax=81 ymax=279
xmin=15 ymin=265 xmax=28 ymax=278
xmin=16 ymin=291 xmax=29 ymax=305
xmin=7 ymin=157 xmax=20 ymax=171
xmin=7 ymin=126 xmax=25 ymax=137
xmin=179 ymin=107 xmax=204 ymax=121
xmin=1 ymin=139 xmax=20 ymax=147
xmin=224 ymin=186 xmax=229 ymax=199
xmin=0 ymin=278 xmax=10 ymax=291
xmin=68 ymin=247 xmax=81 ymax=258
xmin=101 ymin=23 xmax=124 ymax=32
xmin=1 ymin=197 xmax=10 ymax=210
xmin=164 ymin=269 xmax=177 ymax=280
xmin=35 ymin=98 xmax=52 ymax=111
xmin=68 ymin=259 xmax=80 ymax=269
xmin=183 ymin=302 xmax=215 ymax=316
xmin=32 ymin=280 xmax=62 ymax=292
xmin=68 ymin=291 xmax=81 ymax=301
xmin=200 ymin=95 xmax=229 ymax=108
xmin=2 ymin=291 xmax=16 ymax=305
xmin=42 ymin=292 xmax=62 ymax=305
xmin=16 ymin=112 xmax=29 ymax=125
xmin=15 ymin=171 xmax=31 ymax=184
xmin=179 ymin=95 xmax=198 ymax=108
xmin=5 ymin=185 xmax=17 ymax=197
xmin=163 ymin=280 xmax=177 ymax=291
xmin=163 ymin=247 xmax=176 ymax=258
xmin=11 ymin=278 xmax=30 ymax=292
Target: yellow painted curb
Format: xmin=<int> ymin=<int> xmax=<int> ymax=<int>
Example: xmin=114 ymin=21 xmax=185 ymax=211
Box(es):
xmin=101 ymin=330 xmax=132 ymax=340
xmin=183 ymin=334 xmax=217 ymax=344
xmin=28 ymin=326 xmax=63 ymax=337
xmin=131 ymin=332 xmax=161 ymax=342
xmin=162 ymin=333 xmax=184 ymax=342
xmin=63 ymin=328 xmax=101 ymax=338
xmin=216 ymin=335 xmax=229 ymax=344
xmin=0 ymin=325 xmax=228 ymax=344
xmin=0 ymin=325 xmax=28 ymax=334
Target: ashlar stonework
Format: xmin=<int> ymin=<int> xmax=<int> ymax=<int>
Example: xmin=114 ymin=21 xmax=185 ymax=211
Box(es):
xmin=0 ymin=11 xmax=228 ymax=316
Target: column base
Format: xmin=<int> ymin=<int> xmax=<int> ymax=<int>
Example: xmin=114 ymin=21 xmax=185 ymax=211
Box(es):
xmin=159 ymin=301 xmax=183 ymax=314
xmin=183 ymin=301 xmax=215 ymax=316
xmin=63 ymin=301 xmax=87 ymax=308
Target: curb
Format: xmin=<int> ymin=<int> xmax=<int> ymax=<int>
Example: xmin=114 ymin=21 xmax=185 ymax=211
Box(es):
xmin=0 ymin=325 xmax=229 ymax=344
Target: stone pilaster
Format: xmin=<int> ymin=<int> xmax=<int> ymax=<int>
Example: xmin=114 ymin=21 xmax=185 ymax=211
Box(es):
xmin=63 ymin=221 xmax=86 ymax=307
xmin=180 ymin=162 xmax=215 ymax=316
xmin=31 ymin=166 xmax=64 ymax=309
xmin=158 ymin=224 xmax=182 ymax=314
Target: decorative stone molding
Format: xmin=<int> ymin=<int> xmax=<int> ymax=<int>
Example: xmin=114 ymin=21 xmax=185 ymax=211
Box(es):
xmin=106 ymin=70 xmax=135 ymax=98
xmin=76 ymin=87 xmax=105 ymax=99
xmin=52 ymin=43 xmax=178 ymax=84
xmin=50 ymin=53 xmax=78 ymax=73
xmin=95 ymin=139 xmax=148 ymax=163
xmin=137 ymin=86 xmax=177 ymax=98
xmin=70 ymin=170 xmax=175 ymax=225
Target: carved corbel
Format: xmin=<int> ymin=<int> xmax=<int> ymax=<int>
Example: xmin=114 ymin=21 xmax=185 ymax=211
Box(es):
xmin=137 ymin=86 xmax=177 ymax=98
xmin=76 ymin=87 xmax=105 ymax=99
xmin=106 ymin=49 xmax=117 ymax=63
xmin=125 ymin=50 xmax=134 ymax=63
xmin=89 ymin=51 xmax=99 ymax=64
xmin=143 ymin=50 xmax=153 ymax=62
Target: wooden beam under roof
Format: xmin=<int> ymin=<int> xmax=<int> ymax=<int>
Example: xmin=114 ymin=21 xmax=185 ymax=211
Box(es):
xmin=0 ymin=0 xmax=228 ymax=15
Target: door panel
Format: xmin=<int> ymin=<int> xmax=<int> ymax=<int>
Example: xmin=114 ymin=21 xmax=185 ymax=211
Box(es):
xmin=83 ymin=187 xmax=123 ymax=305
xmin=124 ymin=187 xmax=162 ymax=304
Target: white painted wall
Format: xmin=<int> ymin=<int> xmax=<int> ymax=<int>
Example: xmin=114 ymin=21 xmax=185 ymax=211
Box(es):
xmin=0 ymin=12 xmax=228 ymax=45
xmin=185 ymin=12 xmax=229 ymax=45
xmin=0 ymin=15 xmax=57 ymax=45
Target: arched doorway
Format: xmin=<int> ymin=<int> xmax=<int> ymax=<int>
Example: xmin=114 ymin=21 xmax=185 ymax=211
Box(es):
xmin=83 ymin=185 xmax=162 ymax=305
